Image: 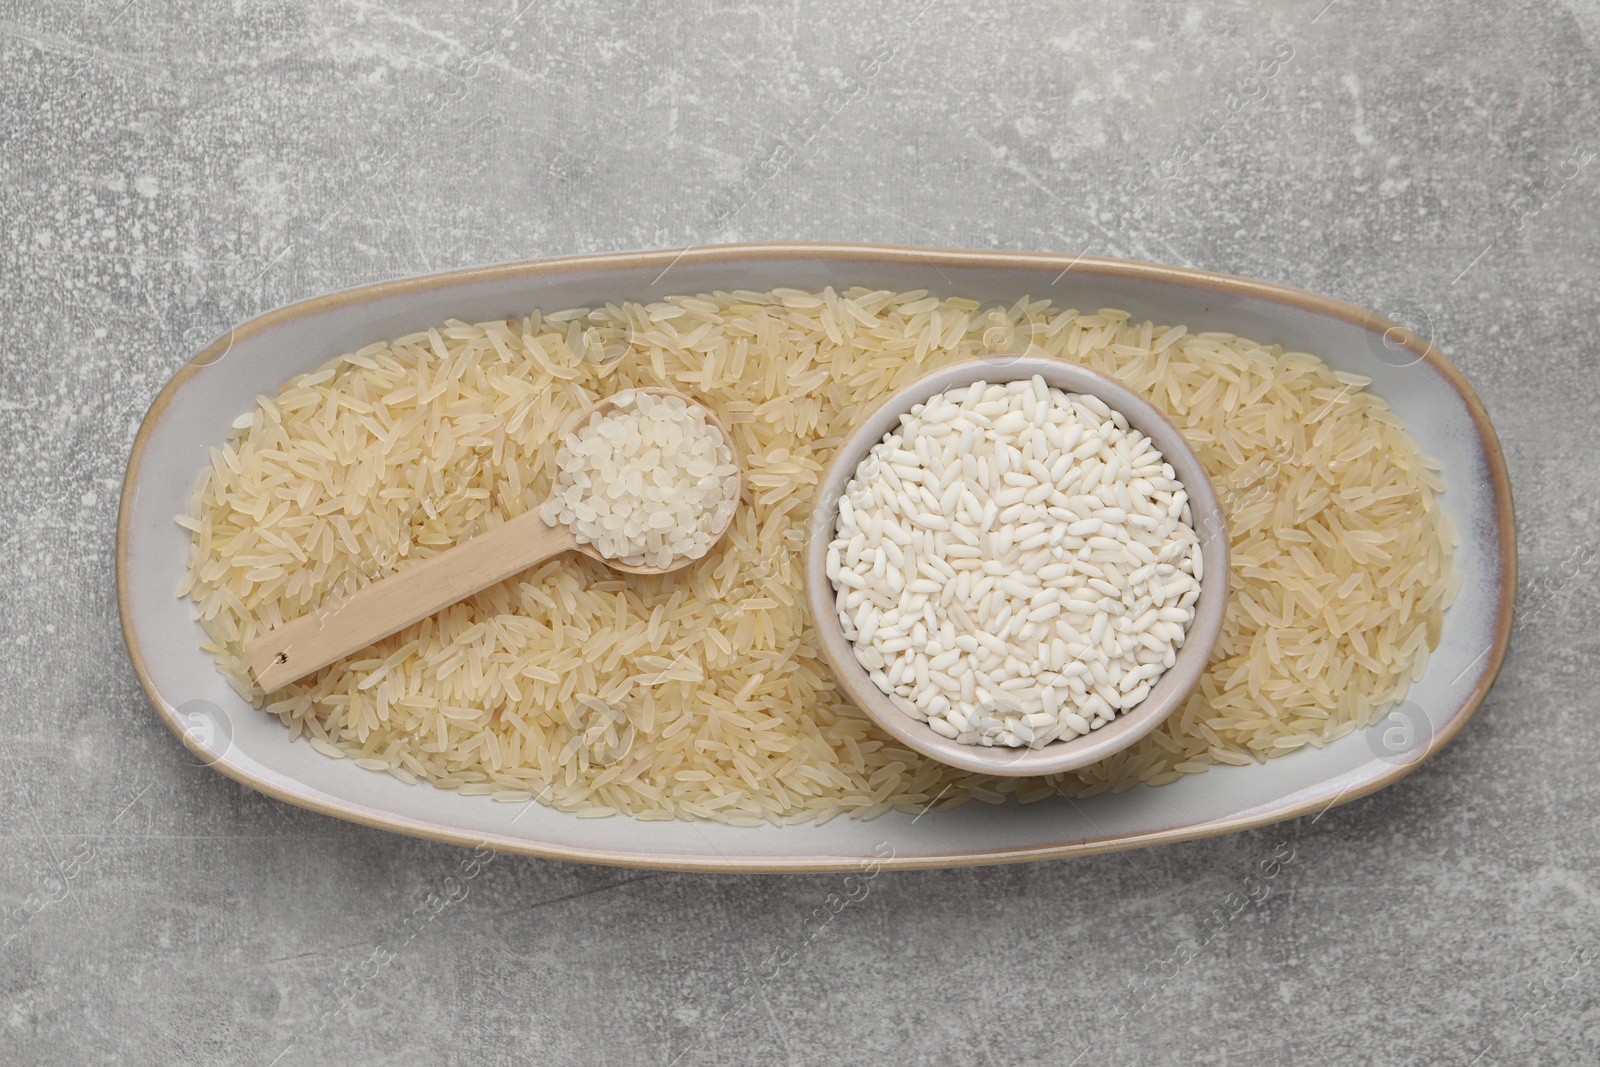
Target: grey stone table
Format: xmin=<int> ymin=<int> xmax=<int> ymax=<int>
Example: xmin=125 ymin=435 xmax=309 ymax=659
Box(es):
xmin=3 ymin=0 xmax=1597 ymax=1063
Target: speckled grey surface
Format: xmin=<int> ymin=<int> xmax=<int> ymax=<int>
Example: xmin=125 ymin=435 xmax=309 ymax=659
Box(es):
xmin=2 ymin=0 xmax=1597 ymax=1063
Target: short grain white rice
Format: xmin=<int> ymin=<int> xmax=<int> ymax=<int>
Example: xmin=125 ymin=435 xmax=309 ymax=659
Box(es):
xmin=540 ymin=389 xmax=737 ymax=569
xmin=829 ymin=376 xmax=1200 ymax=748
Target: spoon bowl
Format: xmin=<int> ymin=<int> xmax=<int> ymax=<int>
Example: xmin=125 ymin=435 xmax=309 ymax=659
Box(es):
xmin=565 ymin=387 xmax=740 ymax=576
xmin=246 ymin=386 xmax=740 ymax=691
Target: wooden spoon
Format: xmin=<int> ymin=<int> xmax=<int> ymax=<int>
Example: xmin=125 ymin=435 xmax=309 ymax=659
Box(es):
xmin=245 ymin=387 xmax=740 ymax=693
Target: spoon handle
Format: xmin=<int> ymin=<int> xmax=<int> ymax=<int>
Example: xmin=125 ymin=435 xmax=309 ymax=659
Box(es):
xmin=246 ymin=509 xmax=576 ymax=692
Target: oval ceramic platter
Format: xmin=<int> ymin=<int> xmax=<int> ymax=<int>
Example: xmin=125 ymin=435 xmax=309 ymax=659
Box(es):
xmin=117 ymin=243 xmax=1515 ymax=872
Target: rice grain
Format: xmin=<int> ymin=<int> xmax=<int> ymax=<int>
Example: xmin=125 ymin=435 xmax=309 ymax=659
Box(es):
xmin=179 ymin=290 xmax=1453 ymax=822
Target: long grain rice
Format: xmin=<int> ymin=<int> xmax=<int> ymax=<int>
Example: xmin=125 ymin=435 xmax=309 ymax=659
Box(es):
xmin=178 ymin=289 xmax=1453 ymax=822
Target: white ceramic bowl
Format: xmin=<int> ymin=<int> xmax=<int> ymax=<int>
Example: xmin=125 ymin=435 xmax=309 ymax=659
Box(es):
xmin=806 ymin=357 xmax=1230 ymax=777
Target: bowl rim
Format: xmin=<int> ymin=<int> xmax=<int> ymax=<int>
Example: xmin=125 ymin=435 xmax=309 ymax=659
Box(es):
xmin=805 ymin=356 xmax=1231 ymax=777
